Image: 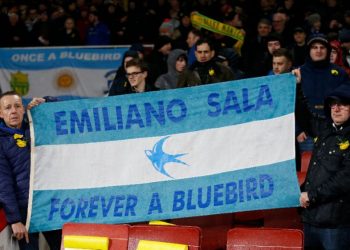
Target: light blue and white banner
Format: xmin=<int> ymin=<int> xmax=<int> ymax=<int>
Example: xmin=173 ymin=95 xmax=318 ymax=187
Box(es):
xmin=0 ymin=46 xmax=128 ymax=100
xmin=27 ymin=74 xmax=300 ymax=232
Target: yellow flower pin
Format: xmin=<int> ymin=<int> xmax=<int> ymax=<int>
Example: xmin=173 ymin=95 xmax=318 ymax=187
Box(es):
xmin=208 ymin=68 xmax=215 ymax=76
xmin=339 ymin=140 xmax=350 ymax=150
xmin=313 ymin=137 xmax=318 ymax=143
xmin=331 ymin=69 xmax=339 ymax=76
xmin=14 ymin=134 xmax=23 ymax=139
xmin=16 ymin=139 xmax=26 ymax=148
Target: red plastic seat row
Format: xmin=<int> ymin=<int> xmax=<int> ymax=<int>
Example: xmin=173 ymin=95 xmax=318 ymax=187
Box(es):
xmin=61 ymin=222 xmax=202 ymax=250
xmin=227 ymin=227 xmax=304 ymax=250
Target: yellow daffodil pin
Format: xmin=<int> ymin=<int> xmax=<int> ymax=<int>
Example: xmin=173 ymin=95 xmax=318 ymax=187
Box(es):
xmin=339 ymin=140 xmax=350 ymax=150
xmin=208 ymin=68 xmax=215 ymax=76
xmin=313 ymin=137 xmax=318 ymax=143
xmin=14 ymin=134 xmax=26 ymax=148
xmin=331 ymin=69 xmax=339 ymax=76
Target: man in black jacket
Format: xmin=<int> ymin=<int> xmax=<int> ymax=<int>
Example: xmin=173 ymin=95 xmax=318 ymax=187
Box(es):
xmin=300 ymin=84 xmax=350 ymax=249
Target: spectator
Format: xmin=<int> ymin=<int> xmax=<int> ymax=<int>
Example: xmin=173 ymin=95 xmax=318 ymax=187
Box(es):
xmin=29 ymin=11 xmax=50 ymax=46
xmin=177 ymin=38 xmax=235 ymax=87
xmin=122 ymin=58 xmax=152 ymax=94
xmin=7 ymin=12 xmax=28 ymax=47
xmin=186 ymin=29 xmax=202 ymax=67
xmin=56 ymin=17 xmax=81 ymax=46
xmin=294 ymin=34 xmax=349 ymax=149
xmin=339 ymin=29 xmax=350 ymax=75
xmin=289 ymin=27 xmax=308 ymax=67
xmin=85 ymin=10 xmax=110 ymax=45
xmin=241 ymin=18 xmax=272 ymax=77
xmin=155 ymin=49 xmax=187 ymax=90
xmin=299 ymin=84 xmax=350 ymax=250
xmin=270 ymin=48 xmax=293 ymax=75
xmin=145 ymin=35 xmax=172 ymax=88
xmin=108 ymin=50 xmax=139 ymax=96
xmin=0 ymin=92 xmax=61 ymax=250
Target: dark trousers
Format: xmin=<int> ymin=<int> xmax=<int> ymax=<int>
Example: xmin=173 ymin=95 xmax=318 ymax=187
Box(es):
xmin=304 ymin=223 xmax=350 ymax=250
xmin=18 ymin=229 xmax=61 ymax=250
xmin=17 ymin=207 xmax=61 ymax=250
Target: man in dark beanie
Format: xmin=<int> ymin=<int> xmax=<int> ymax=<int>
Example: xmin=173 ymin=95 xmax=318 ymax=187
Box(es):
xmin=294 ymin=34 xmax=349 ymax=149
xmin=145 ymin=35 xmax=172 ymax=88
xmin=299 ymin=83 xmax=350 ymax=249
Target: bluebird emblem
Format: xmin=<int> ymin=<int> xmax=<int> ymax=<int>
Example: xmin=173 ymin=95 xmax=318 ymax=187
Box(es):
xmin=145 ymin=136 xmax=188 ymax=178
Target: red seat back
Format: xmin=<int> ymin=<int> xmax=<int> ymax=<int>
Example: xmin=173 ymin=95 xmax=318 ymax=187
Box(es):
xmin=128 ymin=225 xmax=202 ymax=250
xmin=227 ymin=227 xmax=303 ymax=250
xmin=62 ymin=223 xmax=129 ymax=250
xmin=0 ymin=209 xmax=7 ymax=232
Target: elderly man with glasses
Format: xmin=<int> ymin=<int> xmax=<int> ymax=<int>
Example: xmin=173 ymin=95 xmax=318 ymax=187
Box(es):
xmin=299 ymin=84 xmax=350 ymax=249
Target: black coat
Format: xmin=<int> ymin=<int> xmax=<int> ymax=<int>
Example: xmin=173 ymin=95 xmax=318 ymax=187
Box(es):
xmin=301 ymin=122 xmax=350 ymax=227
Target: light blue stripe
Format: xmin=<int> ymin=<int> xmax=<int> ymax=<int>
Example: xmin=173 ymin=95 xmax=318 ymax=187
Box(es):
xmin=29 ymin=159 xmax=300 ymax=232
xmin=31 ymin=74 xmax=296 ymax=146
xmin=0 ymin=47 xmax=128 ymax=70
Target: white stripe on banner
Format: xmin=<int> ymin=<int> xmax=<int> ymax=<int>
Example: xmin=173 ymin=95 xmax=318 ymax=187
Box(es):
xmin=33 ymin=114 xmax=294 ymax=190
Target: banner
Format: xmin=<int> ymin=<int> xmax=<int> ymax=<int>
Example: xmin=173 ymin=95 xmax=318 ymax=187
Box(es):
xmin=0 ymin=46 xmax=128 ymax=100
xmin=27 ymin=74 xmax=300 ymax=232
xmin=190 ymin=12 xmax=245 ymax=42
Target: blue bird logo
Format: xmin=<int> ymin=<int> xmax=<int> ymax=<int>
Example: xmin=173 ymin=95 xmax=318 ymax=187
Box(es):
xmin=145 ymin=136 xmax=188 ymax=179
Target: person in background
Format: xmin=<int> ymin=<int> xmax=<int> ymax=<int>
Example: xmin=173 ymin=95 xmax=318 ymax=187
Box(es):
xmin=155 ymin=49 xmax=187 ymax=90
xmin=85 ymin=10 xmax=110 ymax=45
xmin=186 ymin=29 xmax=202 ymax=67
xmin=0 ymin=92 xmax=61 ymax=250
xmin=145 ymin=35 xmax=172 ymax=88
xmin=289 ymin=27 xmax=308 ymax=67
xmin=56 ymin=16 xmax=81 ymax=46
xmin=118 ymin=58 xmax=151 ymax=95
xmin=108 ymin=50 xmax=140 ymax=96
xmin=177 ymin=38 xmax=235 ymax=87
xmin=299 ymin=84 xmax=350 ymax=250
xmin=269 ymin=48 xmax=292 ymax=75
xmin=294 ymin=34 xmax=349 ymax=152
xmin=241 ymin=18 xmax=272 ymax=77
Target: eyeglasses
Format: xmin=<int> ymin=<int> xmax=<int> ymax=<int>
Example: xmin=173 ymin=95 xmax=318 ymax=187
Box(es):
xmin=329 ymin=103 xmax=350 ymax=110
xmin=126 ymin=71 xmax=143 ymax=78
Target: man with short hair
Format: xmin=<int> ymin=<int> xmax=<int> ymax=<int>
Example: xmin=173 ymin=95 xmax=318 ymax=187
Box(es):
xmin=120 ymin=58 xmax=151 ymax=94
xmin=0 ymin=92 xmax=61 ymax=249
xmin=299 ymin=84 xmax=350 ymax=249
xmin=270 ymin=48 xmax=292 ymax=75
xmin=177 ymin=38 xmax=235 ymax=87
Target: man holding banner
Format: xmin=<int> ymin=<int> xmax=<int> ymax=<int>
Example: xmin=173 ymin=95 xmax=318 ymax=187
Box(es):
xmin=0 ymin=92 xmax=61 ymax=250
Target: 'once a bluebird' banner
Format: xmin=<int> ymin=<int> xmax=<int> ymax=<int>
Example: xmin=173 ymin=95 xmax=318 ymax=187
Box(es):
xmin=0 ymin=46 xmax=128 ymax=99
xmin=27 ymin=74 xmax=300 ymax=232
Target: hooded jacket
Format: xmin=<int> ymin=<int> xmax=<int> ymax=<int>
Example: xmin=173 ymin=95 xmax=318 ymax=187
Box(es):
xmin=155 ymin=49 xmax=187 ymax=90
xmin=301 ymin=84 xmax=350 ymax=227
xmin=0 ymin=121 xmax=30 ymax=224
xmin=300 ymin=36 xmax=349 ymax=117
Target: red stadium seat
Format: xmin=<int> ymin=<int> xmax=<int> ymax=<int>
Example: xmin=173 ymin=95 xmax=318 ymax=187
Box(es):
xmin=227 ymin=227 xmax=304 ymax=250
xmin=128 ymin=224 xmax=202 ymax=250
xmin=61 ymin=223 xmax=129 ymax=250
xmin=0 ymin=209 xmax=7 ymax=232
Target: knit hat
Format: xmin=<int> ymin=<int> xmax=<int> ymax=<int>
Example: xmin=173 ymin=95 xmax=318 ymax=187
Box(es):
xmin=307 ymin=34 xmax=329 ymax=47
xmin=154 ymin=35 xmax=172 ymax=50
xmin=339 ymin=29 xmax=350 ymax=43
